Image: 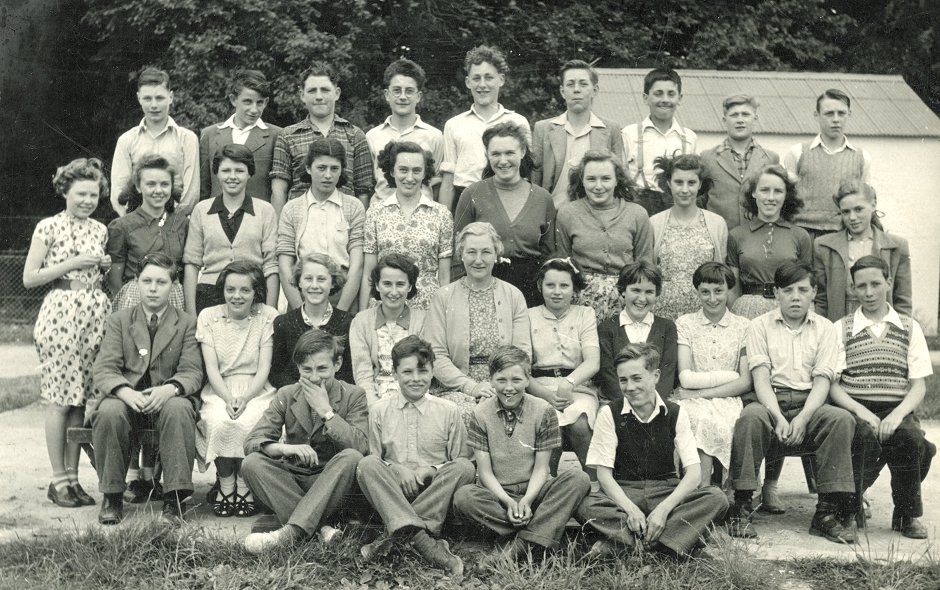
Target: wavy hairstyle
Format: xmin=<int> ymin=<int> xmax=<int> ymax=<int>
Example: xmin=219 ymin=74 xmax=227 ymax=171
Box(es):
xmin=118 ymin=154 xmax=180 ymax=214
xmin=741 ymin=164 xmax=802 ymax=222
xmin=567 ymin=150 xmax=637 ymax=202
xmin=53 ymin=157 xmax=109 ymax=201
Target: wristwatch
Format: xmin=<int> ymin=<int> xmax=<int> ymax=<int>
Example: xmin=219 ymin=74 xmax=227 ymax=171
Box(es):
xmin=322 ymin=410 xmax=336 ymax=421
xmin=171 ymin=383 xmax=183 ymax=396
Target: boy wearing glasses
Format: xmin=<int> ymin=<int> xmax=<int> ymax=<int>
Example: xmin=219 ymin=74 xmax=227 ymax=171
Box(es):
xmin=366 ymin=58 xmax=444 ymax=203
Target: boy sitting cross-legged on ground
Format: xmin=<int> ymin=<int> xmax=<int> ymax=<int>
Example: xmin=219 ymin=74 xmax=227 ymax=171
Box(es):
xmin=357 ymin=335 xmax=475 ymax=576
xmin=241 ymin=329 xmax=369 ymax=554
xmin=454 ymin=346 xmax=591 ymax=568
xmin=576 ymin=342 xmax=728 ymax=558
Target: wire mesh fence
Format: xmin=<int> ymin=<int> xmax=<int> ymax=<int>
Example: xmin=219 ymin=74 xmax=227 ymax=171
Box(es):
xmin=0 ymin=252 xmax=48 ymax=343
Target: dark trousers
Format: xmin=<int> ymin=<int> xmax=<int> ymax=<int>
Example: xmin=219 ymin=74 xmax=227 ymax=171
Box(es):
xmin=576 ymin=480 xmax=728 ymax=555
xmin=241 ymin=448 xmax=363 ymax=534
xmin=454 ymin=469 xmax=591 ymax=548
xmin=853 ymin=400 xmax=935 ymax=517
xmin=730 ymin=394 xmax=857 ymax=495
xmin=92 ymin=396 xmax=197 ymax=495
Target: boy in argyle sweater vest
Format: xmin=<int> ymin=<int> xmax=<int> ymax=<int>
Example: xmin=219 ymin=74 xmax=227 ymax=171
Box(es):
xmin=830 ymin=256 xmax=935 ymax=539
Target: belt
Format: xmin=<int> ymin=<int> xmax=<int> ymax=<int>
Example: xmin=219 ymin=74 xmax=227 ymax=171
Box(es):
xmin=741 ymin=282 xmax=776 ymax=299
xmin=52 ymin=278 xmax=99 ymax=291
xmin=531 ymin=367 xmax=574 ymax=378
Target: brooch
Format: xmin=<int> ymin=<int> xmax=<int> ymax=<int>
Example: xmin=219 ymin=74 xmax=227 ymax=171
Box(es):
xmin=139 ymin=348 xmax=149 ymax=357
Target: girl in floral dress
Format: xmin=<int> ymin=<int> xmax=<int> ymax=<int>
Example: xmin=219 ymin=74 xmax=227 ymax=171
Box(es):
xmin=649 ymin=155 xmax=728 ymax=320
xmin=24 ymin=158 xmax=111 ymax=508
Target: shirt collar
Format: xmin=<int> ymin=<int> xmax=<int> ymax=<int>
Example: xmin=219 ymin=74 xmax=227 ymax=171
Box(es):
xmin=747 ymin=217 xmax=793 ymax=231
xmin=809 ymin=134 xmax=859 ymax=153
xmin=771 ymin=307 xmax=818 ymax=327
xmin=619 ymin=393 xmax=669 ymax=420
xmin=217 ymin=114 xmax=268 ymax=132
xmin=136 ymin=116 xmax=179 ymax=135
xmin=549 ymin=112 xmax=606 ymax=128
xmin=374 ymin=304 xmax=412 ymax=330
xmin=396 ymin=392 xmax=429 ymax=413
xmin=496 ymin=394 xmax=527 ymax=420
xmin=696 ymin=308 xmax=731 ymax=327
xmin=298 ymin=114 xmax=350 ymax=131
xmin=718 ymin=137 xmax=755 ymax=154
xmin=380 ymin=193 xmax=436 ymax=209
xmin=846 ymin=227 xmax=874 ymax=242
xmin=140 ymin=304 xmax=169 ymax=322
xmin=207 ymin=195 xmax=255 ymax=216
xmin=377 ymin=114 xmax=433 ymax=133
xmin=641 ymin=116 xmax=687 ymax=137
xmin=468 ymin=103 xmax=510 ymax=122
xmin=538 ymin=304 xmax=571 ymax=321
xmin=305 ymin=190 xmax=344 ymax=208
xmin=619 ymin=310 xmax=654 ymax=328
xmin=301 ymin=304 xmax=333 ymax=328
xmin=851 ymin=304 xmax=905 ymax=336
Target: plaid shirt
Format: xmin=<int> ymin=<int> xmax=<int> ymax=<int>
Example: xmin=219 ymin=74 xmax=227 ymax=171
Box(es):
xmin=466 ymin=396 xmax=561 ymax=453
xmin=722 ymin=138 xmax=755 ymax=180
xmin=271 ymin=115 xmax=374 ymax=200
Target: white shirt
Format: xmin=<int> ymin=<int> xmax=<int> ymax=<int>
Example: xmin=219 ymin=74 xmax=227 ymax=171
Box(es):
xmin=586 ymin=393 xmax=700 ymax=470
xmin=619 ymin=310 xmax=654 ymax=344
xmin=365 ymin=115 xmax=444 ymax=200
xmin=621 ymin=117 xmax=697 ymax=190
xmin=297 ymin=190 xmax=351 ymax=269
xmin=441 ymin=104 xmax=530 ymax=188
xmin=783 ymin=134 xmax=872 ymax=184
xmin=834 ymin=305 xmax=932 ymax=379
xmin=217 ymin=115 xmax=268 ymax=145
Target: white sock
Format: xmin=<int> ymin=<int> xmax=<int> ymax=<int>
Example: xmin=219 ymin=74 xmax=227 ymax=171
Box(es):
xmin=235 ymin=474 xmax=252 ymax=501
xmin=763 ymin=480 xmax=779 ymax=495
xmin=219 ymin=474 xmax=236 ymax=496
xmin=142 ymin=467 xmax=155 ymax=481
xmin=126 ymin=468 xmax=141 ymax=484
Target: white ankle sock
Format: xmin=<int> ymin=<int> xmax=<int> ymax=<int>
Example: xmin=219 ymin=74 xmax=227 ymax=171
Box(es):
xmin=235 ymin=474 xmax=252 ymax=501
xmin=126 ymin=468 xmax=140 ymax=484
xmin=219 ymin=474 xmax=236 ymax=496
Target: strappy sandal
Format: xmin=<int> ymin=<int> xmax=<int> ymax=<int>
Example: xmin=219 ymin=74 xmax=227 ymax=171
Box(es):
xmin=212 ymin=489 xmax=237 ymax=517
xmin=235 ymin=492 xmax=258 ymax=518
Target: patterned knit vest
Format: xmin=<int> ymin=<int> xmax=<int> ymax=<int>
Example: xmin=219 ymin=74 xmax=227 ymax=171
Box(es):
xmin=840 ymin=314 xmax=912 ymax=402
xmin=795 ymin=142 xmax=865 ymax=231
xmin=478 ymin=394 xmax=553 ymax=487
xmin=610 ymin=397 xmax=680 ymax=481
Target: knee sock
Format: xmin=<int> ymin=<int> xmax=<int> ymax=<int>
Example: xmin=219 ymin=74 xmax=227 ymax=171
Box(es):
xmin=52 ymin=470 xmax=70 ymax=493
xmin=126 ymin=468 xmax=141 ymax=484
xmin=65 ymin=467 xmax=79 ymax=486
xmin=235 ymin=473 xmax=253 ymax=501
xmin=219 ymin=474 xmax=236 ymax=497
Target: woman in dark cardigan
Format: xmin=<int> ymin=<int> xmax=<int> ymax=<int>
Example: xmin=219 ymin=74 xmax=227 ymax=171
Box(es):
xmin=270 ymin=253 xmax=353 ymax=387
xmin=595 ymin=260 xmax=677 ymax=403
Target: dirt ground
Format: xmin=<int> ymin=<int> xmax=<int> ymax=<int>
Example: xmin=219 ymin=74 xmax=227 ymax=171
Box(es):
xmin=0 ymin=400 xmax=937 ymax=562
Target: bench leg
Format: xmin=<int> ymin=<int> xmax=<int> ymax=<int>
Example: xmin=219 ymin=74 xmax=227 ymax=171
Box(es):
xmin=801 ymin=455 xmax=818 ymax=494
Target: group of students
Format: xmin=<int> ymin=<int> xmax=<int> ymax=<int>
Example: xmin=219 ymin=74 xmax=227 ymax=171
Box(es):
xmin=22 ymin=44 xmax=935 ymax=572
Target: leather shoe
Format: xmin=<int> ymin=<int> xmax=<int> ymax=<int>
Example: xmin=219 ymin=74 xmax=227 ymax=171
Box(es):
xmin=810 ymin=510 xmax=856 ymax=544
xmin=161 ymin=493 xmax=188 ymax=525
xmin=98 ymin=494 xmax=124 ymax=525
xmin=727 ymin=501 xmax=758 ymax=539
xmin=892 ymin=515 xmax=928 ymax=540
xmin=47 ymin=483 xmax=81 ymax=508
xmin=71 ymin=483 xmax=96 ymax=506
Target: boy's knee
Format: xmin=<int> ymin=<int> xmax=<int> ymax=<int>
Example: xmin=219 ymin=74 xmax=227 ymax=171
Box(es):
xmin=449 ymin=457 xmax=476 ymax=480
xmin=355 ymin=454 xmax=385 ymax=481
xmin=558 ymin=467 xmax=591 ymax=492
xmin=241 ymin=452 xmax=266 ymax=477
xmin=332 ymin=448 xmax=365 ymax=469
xmin=159 ymin=396 xmax=196 ymax=422
xmin=92 ymin=398 xmax=130 ymax=427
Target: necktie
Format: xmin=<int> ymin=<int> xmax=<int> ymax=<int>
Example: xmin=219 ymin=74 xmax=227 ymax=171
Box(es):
xmin=148 ymin=313 xmax=159 ymax=344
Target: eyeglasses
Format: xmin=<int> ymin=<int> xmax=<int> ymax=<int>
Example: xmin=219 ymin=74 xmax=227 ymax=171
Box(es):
xmin=389 ymin=87 xmax=419 ymax=98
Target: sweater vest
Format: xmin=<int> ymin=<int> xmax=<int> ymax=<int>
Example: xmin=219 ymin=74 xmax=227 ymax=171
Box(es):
xmin=840 ymin=314 xmax=912 ymax=402
xmin=795 ymin=143 xmax=865 ymax=231
xmin=476 ymin=394 xmax=553 ymax=487
xmin=610 ymin=397 xmax=679 ymax=481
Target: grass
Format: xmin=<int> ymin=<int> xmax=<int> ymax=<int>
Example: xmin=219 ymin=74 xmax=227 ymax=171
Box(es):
xmin=1 ymin=521 xmax=937 ymax=590
xmin=0 ymin=375 xmax=39 ymax=413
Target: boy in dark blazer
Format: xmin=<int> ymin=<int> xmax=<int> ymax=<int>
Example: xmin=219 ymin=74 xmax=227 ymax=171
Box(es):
xmin=199 ymin=69 xmax=282 ymax=202
xmin=241 ymin=329 xmax=369 ymax=554
xmin=91 ymin=254 xmax=203 ymax=525
xmin=596 ymin=261 xmax=677 ymax=403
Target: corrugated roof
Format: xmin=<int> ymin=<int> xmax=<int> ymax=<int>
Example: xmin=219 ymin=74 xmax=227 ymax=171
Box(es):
xmin=594 ymin=69 xmax=940 ymax=138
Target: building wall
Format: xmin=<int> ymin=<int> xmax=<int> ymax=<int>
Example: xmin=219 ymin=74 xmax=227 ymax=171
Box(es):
xmin=698 ymin=132 xmax=940 ymax=334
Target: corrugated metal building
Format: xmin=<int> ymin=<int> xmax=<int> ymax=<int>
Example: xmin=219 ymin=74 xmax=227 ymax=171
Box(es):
xmin=592 ymin=69 xmax=940 ymax=334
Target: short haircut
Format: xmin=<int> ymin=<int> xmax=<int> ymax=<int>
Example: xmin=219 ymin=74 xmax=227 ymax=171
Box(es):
xmin=692 ymin=261 xmax=736 ymax=290
xmin=137 ymin=66 xmax=170 ymax=90
xmin=119 ymin=154 xmax=180 ymax=214
xmin=722 ymin=94 xmax=759 ymax=112
xmin=774 ymin=261 xmax=816 ymax=289
xmin=850 ymin=255 xmax=891 ymax=281
xmin=559 ymin=59 xmax=598 ymax=85
xmin=370 ymin=253 xmax=420 ymax=301
xmin=568 ymin=150 xmax=637 ymax=202
xmin=614 ymin=342 xmax=661 ymax=373
xmin=211 ymin=143 xmax=256 ymax=177
xmin=302 ymin=138 xmax=347 ymax=188
xmin=455 ymin=221 xmax=504 ymax=259
xmin=377 ymin=141 xmax=435 ymax=188
xmin=653 ymin=153 xmax=712 ymax=197
xmin=53 ymin=157 xmax=109 ymax=201
xmin=292 ymin=329 xmax=343 ymax=365
xmin=488 ymin=345 xmax=531 ymax=377
xmin=464 ymin=45 xmax=509 ymax=75
xmin=741 ymin=164 xmax=802 ymax=222
xmin=536 ymin=257 xmax=587 ymax=293
xmin=137 ymin=251 xmax=178 ymax=282
xmin=229 ymin=69 xmax=271 ymax=99
xmin=391 ymin=335 xmax=435 ymax=370
xmin=481 ymin=121 xmax=534 ymax=179
xmin=292 ymin=253 xmax=346 ymax=295
xmin=299 ymin=62 xmax=339 ymax=87
xmin=643 ymin=67 xmax=681 ymax=95
xmin=217 ymin=260 xmax=267 ymax=304
xmin=816 ymin=88 xmax=851 ymax=111
xmin=383 ymin=58 xmax=427 ymax=90
xmin=834 ymin=178 xmax=883 ymax=231
xmin=617 ymin=260 xmax=663 ymax=296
